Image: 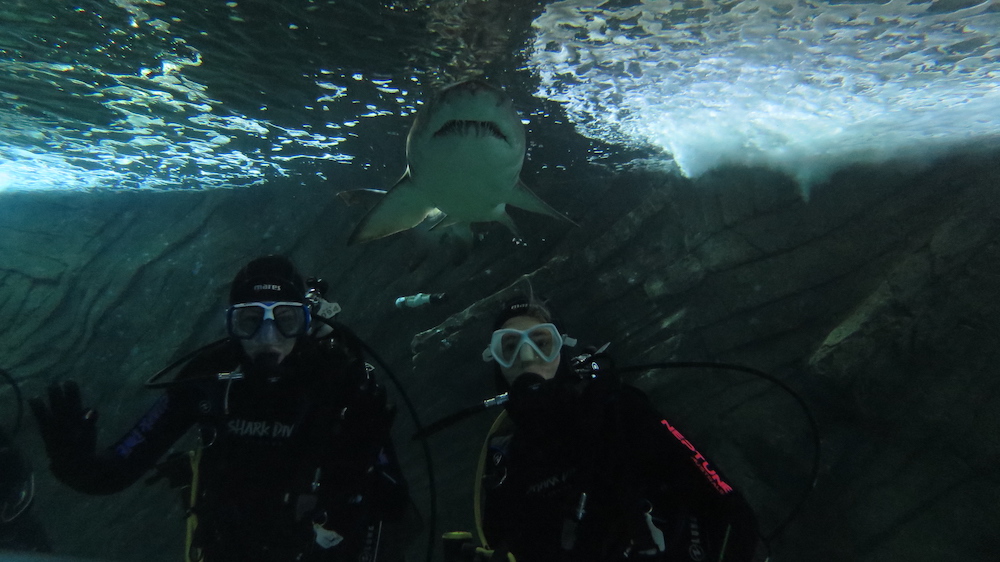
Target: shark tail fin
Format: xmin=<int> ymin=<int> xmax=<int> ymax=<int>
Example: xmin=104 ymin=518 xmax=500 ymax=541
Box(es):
xmin=507 ymin=180 xmax=578 ymax=226
xmin=347 ymin=173 xmax=437 ymax=245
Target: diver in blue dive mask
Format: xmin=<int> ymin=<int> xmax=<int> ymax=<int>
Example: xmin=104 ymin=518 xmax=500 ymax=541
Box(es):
xmin=30 ymin=255 xmax=414 ymax=562
xmin=473 ymin=297 xmax=761 ymax=562
xmin=227 ymin=297 xmax=312 ymax=378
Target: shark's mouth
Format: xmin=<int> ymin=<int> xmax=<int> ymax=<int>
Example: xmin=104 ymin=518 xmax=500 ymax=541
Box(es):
xmin=434 ymin=120 xmax=507 ymax=142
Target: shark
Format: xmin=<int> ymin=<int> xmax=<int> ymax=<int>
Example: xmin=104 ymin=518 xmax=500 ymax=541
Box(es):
xmin=345 ymin=80 xmax=575 ymax=245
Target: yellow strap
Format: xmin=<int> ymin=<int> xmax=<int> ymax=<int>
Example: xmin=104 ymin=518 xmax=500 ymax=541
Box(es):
xmin=442 ymin=531 xmax=474 ymax=540
xmin=474 ymin=411 xmax=511 ymax=549
xmin=184 ymin=448 xmax=203 ymax=562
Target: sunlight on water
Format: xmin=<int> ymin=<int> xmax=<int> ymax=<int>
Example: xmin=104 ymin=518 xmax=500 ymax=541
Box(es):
xmin=0 ymin=1 xmax=420 ymax=192
xmin=529 ymin=0 xmax=1000 ymax=187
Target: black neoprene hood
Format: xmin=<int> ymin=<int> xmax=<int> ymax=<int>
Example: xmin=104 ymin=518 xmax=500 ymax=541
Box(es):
xmin=229 ymin=255 xmax=306 ymax=304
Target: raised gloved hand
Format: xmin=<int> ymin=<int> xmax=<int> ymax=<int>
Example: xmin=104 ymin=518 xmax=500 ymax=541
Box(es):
xmin=29 ymin=381 xmax=99 ymax=470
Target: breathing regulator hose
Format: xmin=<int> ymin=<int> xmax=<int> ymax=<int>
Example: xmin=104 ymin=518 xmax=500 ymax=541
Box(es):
xmin=312 ymin=316 xmax=438 ymax=562
xmin=418 ymin=358 xmax=821 ymax=549
xmin=1 ymin=367 xmax=25 ymax=437
xmin=141 ymin=322 xmax=438 ymax=562
xmin=615 ymin=361 xmax=821 ymax=544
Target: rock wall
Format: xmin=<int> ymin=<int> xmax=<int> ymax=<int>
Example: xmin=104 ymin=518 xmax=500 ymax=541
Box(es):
xmin=1 ymin=148 xmax=998 ymax=561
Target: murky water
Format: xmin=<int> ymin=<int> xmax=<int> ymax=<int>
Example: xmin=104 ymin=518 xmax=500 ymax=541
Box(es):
xmin=3 ymin=3 xmax=1000 ymax=562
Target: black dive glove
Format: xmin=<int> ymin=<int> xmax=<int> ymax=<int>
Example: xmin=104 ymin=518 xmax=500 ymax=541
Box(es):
xmin=29 ymin=381 xmax=99 ymax=476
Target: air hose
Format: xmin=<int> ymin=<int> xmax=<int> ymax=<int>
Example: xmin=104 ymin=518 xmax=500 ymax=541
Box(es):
xmin=1 ymin=367 xmax=24 ymax=437
xmin=616 ymin=361 xmax=821 ymax=543
xmin=418 ymin=359 xmax=821 ymax=548
xmin=141 ymin=321 xmax=438 ymax=562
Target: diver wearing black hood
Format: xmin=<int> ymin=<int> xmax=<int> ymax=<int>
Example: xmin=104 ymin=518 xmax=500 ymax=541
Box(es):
xmin=477 ymin=298 xmax=761 ymax=562
xmin=30 ymin=256 xmax=412 ymax=562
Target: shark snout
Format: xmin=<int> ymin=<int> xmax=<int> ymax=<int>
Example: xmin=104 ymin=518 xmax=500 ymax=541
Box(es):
xmin=437 ymin=80 xmax=507 ymax=109
xmin=426 ymin=81 xmax=517 ymax=145
xmin=440 ymin=79 xmax=496 ymax=97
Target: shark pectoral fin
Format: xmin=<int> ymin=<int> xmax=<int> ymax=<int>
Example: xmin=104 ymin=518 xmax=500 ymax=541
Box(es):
xmin=347 ymin=178 xmax=436 ymax=244
xmin=507 ymin=180 xmax=578 ymax=226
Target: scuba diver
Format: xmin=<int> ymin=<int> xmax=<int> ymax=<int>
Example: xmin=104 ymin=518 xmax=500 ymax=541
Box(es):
xmin=1 ymin=421 xmax=51 ymax=552
xmin=472 ymin=297 xmax=761 ymax=562
xmin=29 ymin=255 xmax=413 ymax=562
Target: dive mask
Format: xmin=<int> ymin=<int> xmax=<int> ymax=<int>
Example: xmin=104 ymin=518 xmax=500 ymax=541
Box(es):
xmin=227 ymin=301 xmax=311 ymax=339
xmin=482 ymin=323 xmax=577 ymax=368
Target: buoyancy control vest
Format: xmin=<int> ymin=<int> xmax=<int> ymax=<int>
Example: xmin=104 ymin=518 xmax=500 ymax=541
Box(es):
xmin=477 ymin=374 xmax=754 ymax=562
xmin=172 ymin=335 xmax=398 ymax=562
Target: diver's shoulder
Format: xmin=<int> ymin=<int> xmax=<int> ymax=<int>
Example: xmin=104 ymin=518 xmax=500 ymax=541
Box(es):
xmin=619 ymin=382 xmax=653 ymax=402
xmin=611 ymin=383 xmax=664 ymax=422
xmin=306 ymin=329 xmax=366 ymax=364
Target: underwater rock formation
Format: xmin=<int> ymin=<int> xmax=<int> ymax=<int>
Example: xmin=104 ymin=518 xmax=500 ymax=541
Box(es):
xmin=1 ymin=149 xmax=998 ymax=561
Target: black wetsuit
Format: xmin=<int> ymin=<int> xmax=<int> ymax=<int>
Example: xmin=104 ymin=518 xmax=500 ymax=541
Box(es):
xmin=0 ymin=426 xmax=51 ymax=552
xmin=46 ymin=334 xmax=409 ymax=562
xmin=482 ymin=379 xmax=759 ymax=562
xmin=0 ymin=429 xmax=52 ymax=552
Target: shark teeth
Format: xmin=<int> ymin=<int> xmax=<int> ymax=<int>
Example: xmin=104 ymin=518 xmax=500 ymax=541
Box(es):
xmin=434 ymin=120 xmax=507 ymax=141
